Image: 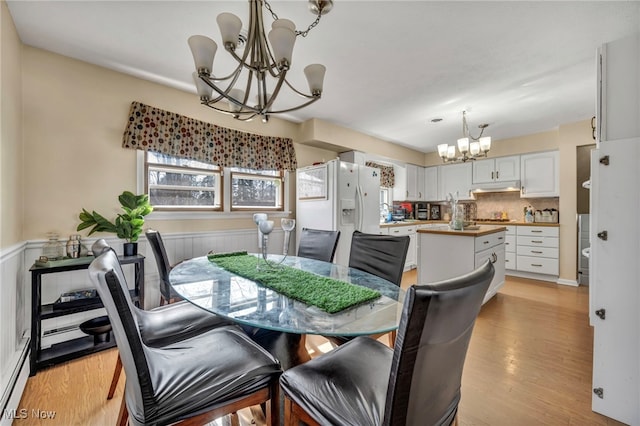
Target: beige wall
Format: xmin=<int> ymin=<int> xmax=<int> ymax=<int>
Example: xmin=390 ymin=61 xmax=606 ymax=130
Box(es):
xmin=1 ymin=0 xmax=23 ymax=247
xmin=20 ymin=46 xmax=338 ymax=240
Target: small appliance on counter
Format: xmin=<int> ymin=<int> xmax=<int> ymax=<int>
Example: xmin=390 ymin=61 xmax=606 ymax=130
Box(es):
xmin=534 ymin=209 xmax=559 ymax=223
xmin=391 ymin=208 xmax=406 ymax=221
xmin=414 ymin=202 xmax=429 ymax=220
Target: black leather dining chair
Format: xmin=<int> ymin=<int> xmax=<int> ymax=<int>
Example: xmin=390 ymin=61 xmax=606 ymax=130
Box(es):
xmin=348 ymin=230 xmax=410 ymax=287
xmin=146 ymin=228 xmax=181 ymax=305
xmin=297 ymin=228 xmax=341 ymax=263
xmin=326 ymin=230 xmax=410 ymax=347
xmin=91 ymin=239 xmax=233 ymax=401
xmin=89 ymin=248 xmax=282 ymax=426
xmin=280 ymin=261 xmax=495 ymax=426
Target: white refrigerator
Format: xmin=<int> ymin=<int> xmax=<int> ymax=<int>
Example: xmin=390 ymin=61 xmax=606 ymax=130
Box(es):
xmin=296 ymin=159 xmax=381 ymax=266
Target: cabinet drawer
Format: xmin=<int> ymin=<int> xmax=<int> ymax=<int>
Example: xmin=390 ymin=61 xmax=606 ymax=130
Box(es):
xmin=474 ymin=232 xmax=505 ymax=252
xmin=517 ymin=226 xmax=559 ymax=238
xmin=505 ymin=236 xmax=516 ymax=252
xmin=516 ymin=255 xmax=559 ymax=275
xmin=517 ymin=236 xmax=558 ymax=248
xmin=505 ymin=252 xmax=516 ymax=269
xmin=516 ymin=246 xmax=559 ymax=258
xmin=505 ymin=225 xmax=517 ymax=235
xmin=388 ymin=226 xmax=415 ymax=236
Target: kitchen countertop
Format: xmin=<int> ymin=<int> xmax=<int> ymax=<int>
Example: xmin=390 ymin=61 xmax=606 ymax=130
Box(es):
xmin=380 ymin=220 xmax=559 ymax=228
xmin=417 ymin=225 xmax=507 ymax=237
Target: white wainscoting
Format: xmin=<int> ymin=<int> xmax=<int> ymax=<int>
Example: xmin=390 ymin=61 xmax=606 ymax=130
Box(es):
xmin=0 ymin=242 xmax=29 ymax=422
xmin=2 ymin=227 xmax=290 ymax=415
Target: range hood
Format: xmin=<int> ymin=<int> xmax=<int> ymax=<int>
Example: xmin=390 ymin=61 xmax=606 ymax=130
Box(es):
xmin=471 ymin=180 xmax=521 ymax=193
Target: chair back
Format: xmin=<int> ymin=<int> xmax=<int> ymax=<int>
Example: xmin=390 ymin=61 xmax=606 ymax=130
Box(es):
xmin=348 ymin=230 xmax=410 ymax=286
xmin=88 ymin=249 xmax=153 ymax=423
xmin=145 ymin=229 xmax=173 ymax=301
xmin=383 ymin=260 xmax=494 ymax=426
xmin=297 ymin=228 xmax=341 ymax=263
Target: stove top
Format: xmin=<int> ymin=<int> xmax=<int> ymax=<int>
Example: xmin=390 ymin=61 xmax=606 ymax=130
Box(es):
xmin=475 ymin=218 xmax=512 ymax=222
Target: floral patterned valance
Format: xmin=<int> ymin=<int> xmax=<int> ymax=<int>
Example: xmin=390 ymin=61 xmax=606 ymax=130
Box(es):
xmin=365 ymin=161 xmax=395 ymax=188
xmin=122 ymin=101 xmax=297 ymax=171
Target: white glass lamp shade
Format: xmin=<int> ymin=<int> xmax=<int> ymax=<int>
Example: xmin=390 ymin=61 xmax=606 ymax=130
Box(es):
xmin=304 ymin=64 xmax=326 ymax=95
xmin=437 ymin=144 xmax=449 ymax=158
xmin=192 ymin=72 xmax=213 ymax=100
xmin=188 ymin=35 xmax=217 ymax=74
xmin=227 ymin=88 xmax=245 ymax=112
xmin=269 ymin=26 xmax=296 ymax=66
xmin=479 ymin=136 xmax=491 ymax=152
xmin=457 ymin=137 xmax=469 ymax=154
xmin=259 ymin=220 xmax=274 ymax=235
xmin=470 ymin=141 xmax=480 ymax=156
xmin=447 ymin=146 xmax=456 ymax=159
xmin=272 ymin=18 xmax=296 ymax=31
xmin=217 ymin=13 xmax=242 ymax=49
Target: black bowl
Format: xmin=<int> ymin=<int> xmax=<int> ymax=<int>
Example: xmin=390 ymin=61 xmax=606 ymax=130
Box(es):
xmin=79 ymin=316 xmax=112 ymax=345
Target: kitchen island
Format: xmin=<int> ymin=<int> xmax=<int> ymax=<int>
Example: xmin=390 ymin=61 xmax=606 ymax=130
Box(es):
xmin=417 ymin=225 xmax=506 ymax=304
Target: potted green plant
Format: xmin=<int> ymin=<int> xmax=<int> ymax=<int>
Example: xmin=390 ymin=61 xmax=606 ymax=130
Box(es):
xmin=77 ymin=191 xmax=153 ymax=256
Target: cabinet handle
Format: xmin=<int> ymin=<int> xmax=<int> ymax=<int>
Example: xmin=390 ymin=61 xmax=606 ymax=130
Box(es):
xmin=521 ymin=186 xmax=525 ymax=194
xmin=531 ymin=230 xmax=543 ymax=233
xmin=531 ymin=240 xmax=543 ymax=244
xmin=483 ymin=240 xmax=490 ymax=245
xmin=491 ymin=171 xmax=494 ymax=180
xmin=496 ymin=171 xmax=499 ymax=179
xmin=491 ymin=253 xmax=498 ymax=263
xmin=531 ymin=264 xmax=543 ymax=267
xmin=531 ymin=250 xmax=543 ymax=254
xmin=498 ymin=236 xmax=504 ymax=240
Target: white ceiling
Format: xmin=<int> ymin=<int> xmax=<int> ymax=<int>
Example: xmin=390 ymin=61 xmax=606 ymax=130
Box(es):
xmin=7 ymin=1 xmax=640 ymax=153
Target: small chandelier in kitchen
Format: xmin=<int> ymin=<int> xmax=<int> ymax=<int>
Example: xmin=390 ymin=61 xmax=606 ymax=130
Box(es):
xmin=437 ymin=111 xmax=491 ymax=163
xmin=188 ymin=0 xmax=332 ymax=123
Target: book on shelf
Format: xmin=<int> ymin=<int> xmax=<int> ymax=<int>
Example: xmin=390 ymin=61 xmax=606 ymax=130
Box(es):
xmin=55 ymin=288 xmax=98 ymax=304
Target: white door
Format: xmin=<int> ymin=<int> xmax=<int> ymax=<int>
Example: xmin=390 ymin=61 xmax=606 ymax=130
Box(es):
xmin=423 ymin=166 xmax=439 ymax=201
xmin=439 ymin=162 xmax=474 ymax=200
xmin=494 ymin=155 xmax=520 ymax=182
xmin=590 ymin=139 xmax=640 ymax=424
xmin=472 ymin=159 xmax=495 ymax=184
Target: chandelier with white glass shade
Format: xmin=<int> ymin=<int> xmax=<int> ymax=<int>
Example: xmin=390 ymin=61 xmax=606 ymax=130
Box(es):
xmin=188 ymin=0 xmax=332 ymax=123
xmin=437 ymin=111 xmax=491 ymax=163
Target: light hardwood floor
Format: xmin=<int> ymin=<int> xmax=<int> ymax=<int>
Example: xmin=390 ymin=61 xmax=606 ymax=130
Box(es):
xmin=15 ymin=272 xmax=623 ymax=425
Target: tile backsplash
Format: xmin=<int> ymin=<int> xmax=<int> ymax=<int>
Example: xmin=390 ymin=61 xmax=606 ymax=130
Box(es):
xmin=473 ymin=192 xmax=559 ymax=221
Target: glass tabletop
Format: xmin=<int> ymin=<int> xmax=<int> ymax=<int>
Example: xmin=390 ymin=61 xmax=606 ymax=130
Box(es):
xmin=169 ymin=254 xmax=405 ymax=336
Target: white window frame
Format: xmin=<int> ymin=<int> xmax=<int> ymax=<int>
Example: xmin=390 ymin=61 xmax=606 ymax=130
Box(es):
xmin=136 ymin=151 xmax=291 ymax=220
xmin=229 ymin=169 xmax=284 ymax=211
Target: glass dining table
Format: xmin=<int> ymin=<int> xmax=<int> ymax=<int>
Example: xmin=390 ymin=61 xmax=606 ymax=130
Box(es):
xmin=169 ymin=254 xmax=405 ymax=369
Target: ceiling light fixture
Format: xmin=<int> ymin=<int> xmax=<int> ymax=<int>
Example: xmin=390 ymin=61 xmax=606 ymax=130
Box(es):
xmin=188 ymin=0 xmax=332 ymax=123
xmin=437 ymin=111 xmax=491 ymax=163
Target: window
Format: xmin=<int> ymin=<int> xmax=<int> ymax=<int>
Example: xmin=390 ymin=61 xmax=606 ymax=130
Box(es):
xmin=230 ymin=168 xmax=284 ymax=211
xmin=143 ymin=151 xmax=287 ymax=213
xmin=145 ymin=152 xmax=222 ymax=211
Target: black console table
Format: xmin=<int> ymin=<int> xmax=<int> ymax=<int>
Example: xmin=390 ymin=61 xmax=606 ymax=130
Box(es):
xmin=29 ymin=255 xmax=144 ymax=375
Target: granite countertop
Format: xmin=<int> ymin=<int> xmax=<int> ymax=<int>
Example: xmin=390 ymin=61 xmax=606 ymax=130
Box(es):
xmin=417 ymin=224 xmax=507 ymax=237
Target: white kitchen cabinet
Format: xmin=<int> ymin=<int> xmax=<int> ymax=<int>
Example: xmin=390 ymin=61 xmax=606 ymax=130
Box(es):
xmin=392 ymin=165 xmax=407 ymax=201
xmin=423 ymin=166 xmax=439 ymax=201
xmin=515 ymin=225 xmax=559 ymax=276
xmin=405 ymin=164 xmax=424 ymax=200
xmin=504 ymin=225 xmax=517 ymax=271
xmin=439 ymin=162 xmax=474 ymax=200
xmin=520 ymin=151 xmax=559 ymax=197
xmin=417 ymin=228 xmax=505 ymax=304
xmin=472 ymin=156 xmax=520 ymax=184
xmin=388 ymin=224 xmax=417 ymax=270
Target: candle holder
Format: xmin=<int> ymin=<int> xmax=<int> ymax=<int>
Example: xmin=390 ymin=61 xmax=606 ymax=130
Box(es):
xmin=253 ymin=215 xmax=296 ymax=269
xmin=281 ymin=218 xmax=296 ymax=256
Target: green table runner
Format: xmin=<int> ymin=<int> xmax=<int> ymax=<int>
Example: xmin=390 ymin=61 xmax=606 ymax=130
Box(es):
xmin=208 ymin=253 xmax=381 ymax=314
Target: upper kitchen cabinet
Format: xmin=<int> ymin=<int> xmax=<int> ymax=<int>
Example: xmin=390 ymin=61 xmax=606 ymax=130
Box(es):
xmin=393 ymin=164 xmax=425 ymax=201
xmin=439 ymin=162 xmax=474 ymax=200
xmin=520 ymin=151 xmax=559 ymax=197
xmin=423 ymin=166 xmax=439 ymax=201
xmin=472 ymin=156 xmax=520 ymax=184
xmin=597 ymin=33 xmax=640 ymax=142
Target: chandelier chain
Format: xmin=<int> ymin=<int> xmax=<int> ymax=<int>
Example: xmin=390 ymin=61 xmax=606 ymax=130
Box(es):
xmin=264 ymin=0 xmax=323 ymax=37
